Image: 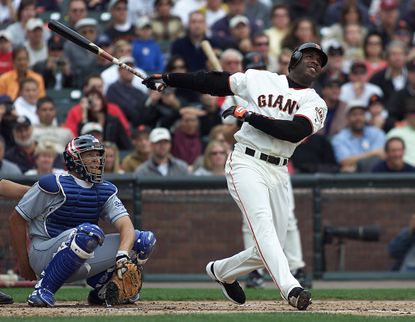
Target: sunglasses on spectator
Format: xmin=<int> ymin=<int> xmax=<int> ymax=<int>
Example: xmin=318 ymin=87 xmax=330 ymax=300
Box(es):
xmin=255 ymin=41 xmax=269 ymax=46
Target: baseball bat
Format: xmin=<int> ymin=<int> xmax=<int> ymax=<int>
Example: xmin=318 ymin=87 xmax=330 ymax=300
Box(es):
xmin=48 ymin=20 xmax=148 ymax=81
xmin=201 ymin=40 xmax=223 ymax=72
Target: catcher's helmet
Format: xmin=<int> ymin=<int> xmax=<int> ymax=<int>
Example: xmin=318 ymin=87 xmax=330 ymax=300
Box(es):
xmin=243 ymin=52 xmax=267 ymax=71
xmin=288 ymin=42 xmax=328 ymax=72
xmin=63 ymin=134 xmax=105 ymax=183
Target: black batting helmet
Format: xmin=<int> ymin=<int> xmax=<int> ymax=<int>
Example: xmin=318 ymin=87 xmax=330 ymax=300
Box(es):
xmin=243 ymin=52 xmax=267 ymax=71
xmin=288 ymin=42 xmax=328 ymax=72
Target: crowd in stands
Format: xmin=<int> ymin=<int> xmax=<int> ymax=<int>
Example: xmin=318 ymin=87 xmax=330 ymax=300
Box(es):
xmin=0 ymin=0 xmax=415 ymax=177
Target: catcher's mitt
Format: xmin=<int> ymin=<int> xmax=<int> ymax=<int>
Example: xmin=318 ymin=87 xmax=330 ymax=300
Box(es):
xmin=105 ymin=261 xmax=143 ymax=305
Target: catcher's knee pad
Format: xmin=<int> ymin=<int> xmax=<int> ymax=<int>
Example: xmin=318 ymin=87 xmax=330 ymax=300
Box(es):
xmin=132 ymin=230 xmax=156 ymax=265
xmin=70 ymin=223 xmax=105 ymax=258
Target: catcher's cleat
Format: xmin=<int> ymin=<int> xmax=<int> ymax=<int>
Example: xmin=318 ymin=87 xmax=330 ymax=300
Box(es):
xmin=206 ymin=261 xmax=246 ymax=305
xmin=283 ymin=287 xmax=312 ymax=311
xmin=293 ymin=268 xmax=312 ymax=289
xmin=0 ymin=290 xmax=13 ymax=304
xmin=245 ymin=270 xmax=265 ymax=289
xmin=27 ymin=288 xmax=55 ymax=307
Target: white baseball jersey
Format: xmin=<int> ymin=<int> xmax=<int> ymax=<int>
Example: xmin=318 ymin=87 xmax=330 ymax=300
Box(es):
xmin=229 ymin=69 xmax=328 ymax=157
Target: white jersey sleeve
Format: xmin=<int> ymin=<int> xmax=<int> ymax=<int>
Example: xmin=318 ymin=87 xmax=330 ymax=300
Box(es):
xmin=295 ymin=91 xmax=328 ymax=134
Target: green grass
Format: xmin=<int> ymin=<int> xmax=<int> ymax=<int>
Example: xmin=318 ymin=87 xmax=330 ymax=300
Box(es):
xmin=2 ymin=288 xmax=415 ymax=322
xmin=4 ymin=287 xmax=415 ymax=302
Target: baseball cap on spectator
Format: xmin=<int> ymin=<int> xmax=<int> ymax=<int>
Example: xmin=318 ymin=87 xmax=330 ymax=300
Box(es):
xmin=26 ymin=18 xmax=43 ymax=31
xmin=229 ymin=15 xmax=249 ymax=29
xmin=149 ymin=127 xmax=171 ymax=143
xmin=48 ymin=36 xmax=65 ymax=50
xmin=132 ymin=125 xmax=151 ymax=139
xmin=345 ymin=100 xmax=367 ymax=113
xmin=135 ymin=16 xmax=152 ymax=29
xmin=327 ymin=42 xmax=344 ymax=56
xmin=406 ymin=59 xmax=415 ymax=72
xmin=108 ymin=0 xmax=126 ymax=10
xmin=75 ymin=18 xmax=97 ymax=30
xmin=96 ymin=33 xmax=111 ymax=47
xmin=0 ymin=30 xmax=12 ymax=42
xmin=350 ymin=61 xmax=367 ymax=74
xmin=380 ymin=0 xmax=399 ymax=10
xmin=81 ymin=122 xmax=103 ymax=135
xmin=368 ymin=94 xmax=384 ymax=106
xmin=13 ymin=116 xmax=31 ymax=129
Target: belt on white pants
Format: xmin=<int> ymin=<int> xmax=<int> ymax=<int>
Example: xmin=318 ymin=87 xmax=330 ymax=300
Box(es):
xmin=244 ymin=147 xmax=289 ymax=166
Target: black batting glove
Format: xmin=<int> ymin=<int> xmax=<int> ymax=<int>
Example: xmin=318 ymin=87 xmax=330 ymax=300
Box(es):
xmin=142 ymin=73 xmax=167 ymax=92
xmin=222 ymin=105 xmax=252 ymax=121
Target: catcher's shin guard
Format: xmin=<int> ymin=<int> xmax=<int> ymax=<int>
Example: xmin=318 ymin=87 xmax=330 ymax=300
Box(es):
xmin=131 ymin=230 xmax=156 ymax=265
xmin=29 ymin=224 xmax=104 ymax=306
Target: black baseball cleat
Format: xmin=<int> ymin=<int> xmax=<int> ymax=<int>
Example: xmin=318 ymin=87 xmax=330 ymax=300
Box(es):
xmin=0 ymin=290 xmax=13 ymax=304
xmin=206 ymin=261 xmax=246 ymax=305
xmin=87 ymin=289 xmax=105 ymax=306
xmin=286 ymin=287 xmax=312 ymax=311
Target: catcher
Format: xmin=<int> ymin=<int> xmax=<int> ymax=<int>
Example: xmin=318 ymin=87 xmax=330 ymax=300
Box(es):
xmin=9 ymin=135 xmax=156 ymax=307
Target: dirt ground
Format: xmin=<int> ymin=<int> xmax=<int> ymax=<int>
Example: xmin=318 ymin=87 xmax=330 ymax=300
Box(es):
xmin=1 ymin=300 xmax=414 ymax=317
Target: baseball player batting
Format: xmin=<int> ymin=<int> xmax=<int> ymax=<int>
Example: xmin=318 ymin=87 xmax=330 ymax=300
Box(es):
xmin=142 ymin=42 xmax=328 ymax=311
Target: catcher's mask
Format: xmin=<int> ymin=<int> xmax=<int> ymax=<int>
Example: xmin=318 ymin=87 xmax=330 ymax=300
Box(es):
xmin=288 ymin=42 xmax=328 ymax=72
xmin=63 ymin=134 xmax=105 ymax=183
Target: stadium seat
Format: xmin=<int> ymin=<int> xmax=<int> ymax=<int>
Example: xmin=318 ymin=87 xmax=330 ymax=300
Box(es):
xmin=46 ymin=88 xmax=81 ymax=124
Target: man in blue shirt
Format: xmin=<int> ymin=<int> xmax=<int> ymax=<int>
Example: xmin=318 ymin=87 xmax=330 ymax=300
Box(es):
xmin=331 ymin=100 xmax=386 ymax=172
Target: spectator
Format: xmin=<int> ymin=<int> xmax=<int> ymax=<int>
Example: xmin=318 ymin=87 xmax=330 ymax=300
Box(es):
xmin=33 ymin=35 xmax=74 ymax=90
xmin=24 ymin=140 xmax=63 ymax=175
xmin=366 ymin=94 xmax=388 ymax=130
xmin=171 ymin=0 xmax=205 ymax=27
xmin=386 ymin=104 xmax=415 ymax=167
xmin=388 ymin=213 xmax=415 ymax=272
xmin=321 ymin=78 xmax=343 ymax=136
xmin=171 ymin=110 xmax=202 ymax=166
xmin=77 ymin=88 xmax=132 ymax=150
xmin=0 ymin=30 xmax=13 ymax=75
xmin=103 ymin=141 xmax=124 ymax=174
xmin=101 ymin=39 xmax=148 ymax=94
xmin=105 ymin=0 xmax=135 ymax=43
xmin=276 ymin=48 xmax=292 ymax=76
xmin=210 ymin=0 xmax=257 ymax=50
xmin=362 ymin=31 xmax=387 ymax=79
xmin=128 ymin=0 xmax=156 ymax=24
xmin=314 ymin=42 xmax=348 ymax=94
xmin=93 ymin=34 xmax=114 ymax=74
xmin=228 ymin=15 xmax=252 ymax=54
xmin=372 ymin=137 xmax=415 ymax=173
xmin=335 ymin=60 xmax=383 ymax=131
xmin=80 ymin=122 xmax=104 ymax=142
xmin=281 ymin=17 xmax=320 ymax=51
xmin=152 ymin=0 xmax=185 ymax=54
xmin=198 ymin=93 xmax=222 ymax=147
xmin=252 ymin=32 xmax=277 ymax=72
xmin=134 ymin=127 xmax=189 ymax=176
xmin=170 ymin=11 xmax=212 ymax=72
xmin=331 ymin=100 xmax=386 ymax=173
xmin=341 ymin=23 xmax=365 ymax=71
xmin=0 ymin=135 xmax=21 ymax=176
xmin=66 ymin=0 xmax=88 ymax=29
xmin=324 ymin=0 xmax=370 ymax=27
xmin=63 ymin=74 xmax=131 ymax=137
xmin=0 ymin=46 xmax=45 ymax=101
xmin=4 ymin=115 xmax=36 ymax=173
xmin=369 ymin=40 xmax=408 ymax=104
xmin=369 ymin=0 xmax=401 ymax=45
xmin=193 ymin=140 xmax=228 ymax=176
xmin=291 ymin=132 xmax=339 ymax=174
xmin=6 ymin=0 xmax=36 ymax=48
xmin=13 ymin=77 xmax=40 ymax=125
xmin=264 ymin=4 xmax=290 ymax=58
xmin=0 ymin=95 xmax=17 ymax=148
xmin=32 ymin=96 xmax=73 ymax=154
xmin=64 ymin=18 xmax=99 ymax=88
xmin=220 ymin=48 xmax=243 ymax=74
xmin=24 ymin=18 xmax=48 ymax=67
xmin=0 ymin=0 xmax=17 ymax=25
xmin=245 ymin=0 xmax=270 ymax=30
xmin=387 ymin=59 xmax=415 ymax=127
xmin=122 ymin=125 xmax=151 ymax=172
xmin=132 ymin=16 xmax=165 ymax=73
xmin=106 ymin=56 xmax=149 ymax=127
xmin=198 ymin=0 xmax=228 ymax=37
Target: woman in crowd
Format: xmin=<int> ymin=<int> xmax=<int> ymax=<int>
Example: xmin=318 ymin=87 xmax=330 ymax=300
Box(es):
xmin=103 ymin=141 xmax=124 ymax=174
xmin=363 ymin=31 xmax=387 ymax=78
xmin=193 ymin=140 xmax=228 ymax=176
